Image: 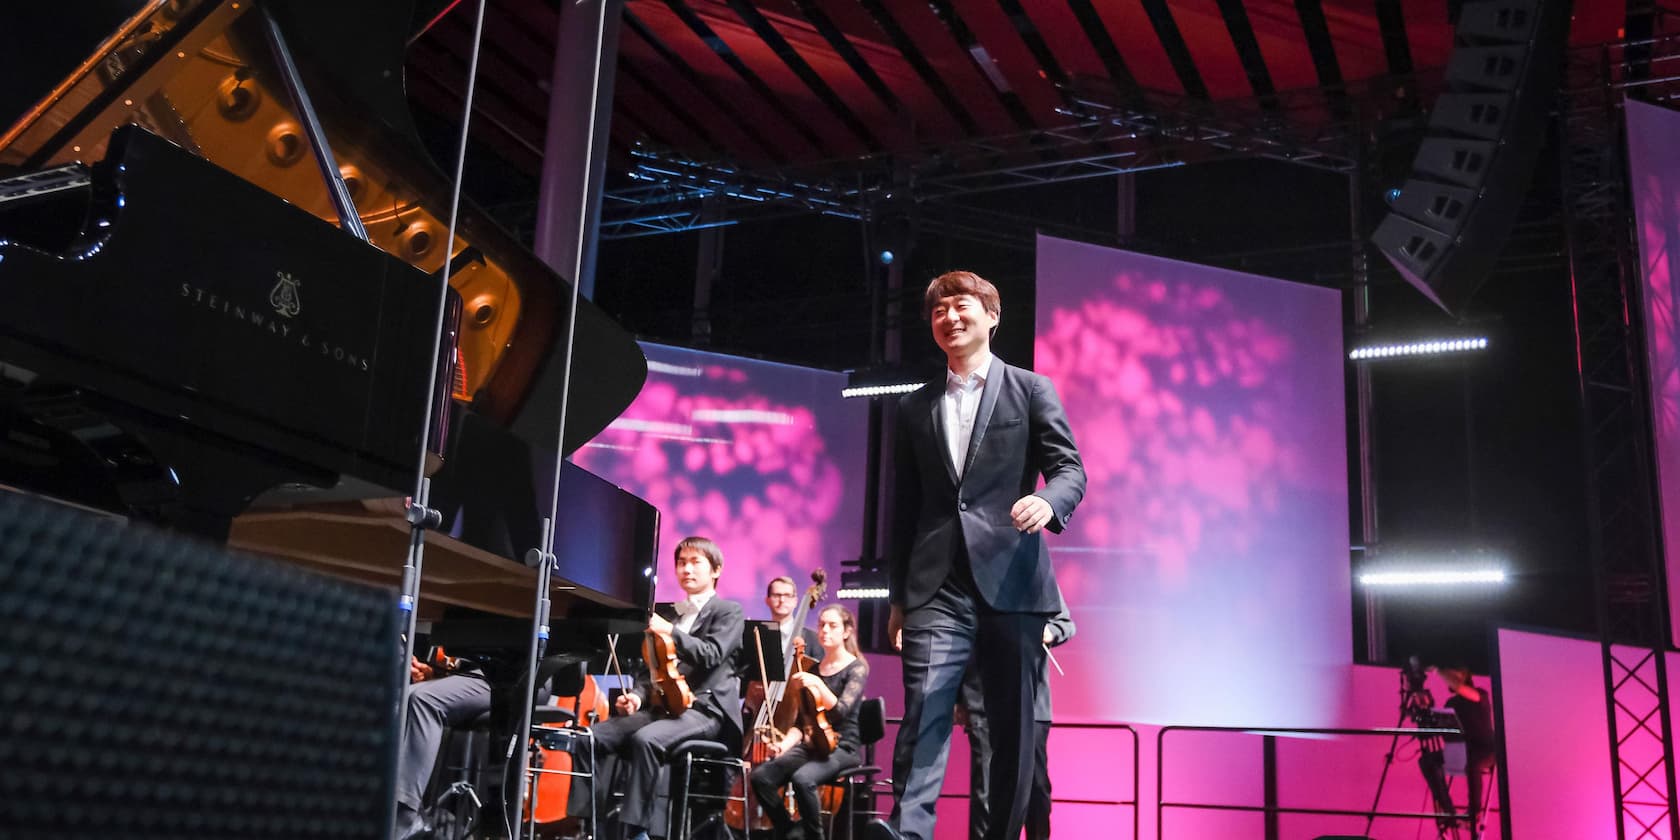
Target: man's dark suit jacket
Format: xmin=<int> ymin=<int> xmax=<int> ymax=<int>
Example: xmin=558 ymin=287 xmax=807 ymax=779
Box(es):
xmin=889 ymin=358 xmax=1086 ymax=614
xmin=631 ymin=596 xmax=745 ymax=742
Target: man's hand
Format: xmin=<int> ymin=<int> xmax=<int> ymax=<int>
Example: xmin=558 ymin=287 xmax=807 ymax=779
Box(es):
xmin=888 ymin=604 xmax=905 ymax=652
xmin=648 ymin=612 xmax=673 ymax=635
xmin=409 ymin=656 xmax=434 ymax=684
xmin=1011 ymin=494 xmax=1054 ymax=533
xmin=616 ymin=692 xmax=642 ymax=716
xmin=1042 ymin=625 xmax=1056 ymax=646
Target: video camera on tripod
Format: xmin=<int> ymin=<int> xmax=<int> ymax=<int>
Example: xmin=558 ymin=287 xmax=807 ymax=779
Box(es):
xmin=1400 ymin=655 xmax=1437 ymax=726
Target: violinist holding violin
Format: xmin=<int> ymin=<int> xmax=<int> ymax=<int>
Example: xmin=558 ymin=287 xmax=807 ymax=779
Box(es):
xmin=749 ymin=604 xmax=869 ymax=840
xmin=584 ymin=536 xmax=744 ymax=840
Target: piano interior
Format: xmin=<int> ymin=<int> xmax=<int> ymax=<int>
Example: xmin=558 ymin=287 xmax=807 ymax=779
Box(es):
xmin=0 ymin=0 xmax=653 ymax=625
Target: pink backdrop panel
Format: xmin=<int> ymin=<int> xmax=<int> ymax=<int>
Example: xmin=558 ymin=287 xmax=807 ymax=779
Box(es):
xmin=572 ymin=342 xmax=868 ymax=608
xmin=1497 ymin=627 xmax=1615 ymax=838
xmin=1033 ymin=233 xmax=1351 ymax=727
xmin=1626 ymin=97 xmax=1680 ymax=647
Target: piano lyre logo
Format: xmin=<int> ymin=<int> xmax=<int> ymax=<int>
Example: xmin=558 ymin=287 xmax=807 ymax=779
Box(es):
xmin=268 ymin=271 xmax=302 ymax=318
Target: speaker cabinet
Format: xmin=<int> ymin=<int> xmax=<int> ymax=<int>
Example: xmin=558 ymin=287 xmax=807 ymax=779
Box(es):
xmin=1371 ymin=0 xmax=1569 ymax=315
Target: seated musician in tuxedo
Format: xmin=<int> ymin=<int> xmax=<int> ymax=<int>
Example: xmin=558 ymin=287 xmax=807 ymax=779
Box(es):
xmin=749 ymin=604 xmax=869 ymax=840
xmin=959 ymin=597 xmax=1073 ymax=840
xmin=585 ymin=535 xmax=745 ymax=840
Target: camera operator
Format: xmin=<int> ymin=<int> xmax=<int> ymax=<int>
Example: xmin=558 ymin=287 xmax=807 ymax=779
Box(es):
xmin=1437 ymin=664 xmax=1495 ymax=836
xmin=1408 ymin=660 xmax=1494 ymax=838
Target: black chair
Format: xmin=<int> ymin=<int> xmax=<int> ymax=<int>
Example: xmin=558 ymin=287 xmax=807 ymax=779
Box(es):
xmin=667 ymin=739 xmax=752 ymax=840
xmin=831 ymin=697 xmax=889 ymax=840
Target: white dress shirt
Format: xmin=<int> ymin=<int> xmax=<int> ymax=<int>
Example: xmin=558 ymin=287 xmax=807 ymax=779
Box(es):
xmin=943 ymin=353 xmax=994 ymax=480
xmin=673 ymin=590 xmax=714 ymax=634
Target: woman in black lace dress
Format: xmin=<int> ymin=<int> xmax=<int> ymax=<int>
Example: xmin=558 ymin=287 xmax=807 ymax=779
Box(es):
xmin=749 ymin=604 xmax=870 ymax=839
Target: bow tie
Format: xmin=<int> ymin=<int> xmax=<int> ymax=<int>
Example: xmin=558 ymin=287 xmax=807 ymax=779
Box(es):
xmin=674 ymin=599 xmax=702 ymax=618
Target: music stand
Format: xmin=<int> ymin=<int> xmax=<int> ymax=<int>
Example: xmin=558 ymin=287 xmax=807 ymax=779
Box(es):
xmin=740 ymin=622 xmax=787 ymax=682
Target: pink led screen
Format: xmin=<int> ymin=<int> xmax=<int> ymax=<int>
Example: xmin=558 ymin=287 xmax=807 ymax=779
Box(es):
xmin=572 ymin=342 xmax=868 ymax=606
xmin=1033 ymin=234 xmax=1351 ymax=726
xmin=1627 ymin=98 xmax=1680 ymax=647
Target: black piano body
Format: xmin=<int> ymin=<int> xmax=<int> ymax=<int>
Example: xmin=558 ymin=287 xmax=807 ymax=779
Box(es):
xmin=0 ymin=0 xmax=657 ymax=618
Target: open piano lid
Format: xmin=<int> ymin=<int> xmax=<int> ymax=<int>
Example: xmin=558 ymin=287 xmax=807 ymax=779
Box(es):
xmin=0 ymin=0 xmax=647 ymax=454
xmin=0 ymin=0 xmax=654 ymax=614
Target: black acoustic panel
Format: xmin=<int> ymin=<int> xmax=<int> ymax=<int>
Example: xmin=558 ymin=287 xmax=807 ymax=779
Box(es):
xmin=1391 ymin=179 xmax=1480 ymax=237
xmin=1447 ymin=44 xmax=1530 ymax=90
xmin=1414 ymin=137 xmax=1500 ymax=187
xmin=0 ymin=490 xmax=400 ymax=839
xmin=1458 ymin=0 xmax=1542 ymax=42
xmin=1429 ymin=91 xmax=1516 ymax=139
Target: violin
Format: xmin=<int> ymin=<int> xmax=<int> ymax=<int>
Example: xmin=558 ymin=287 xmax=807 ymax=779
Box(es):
xmin=643 ymin=610 xmax=694 ymax=716
xmin=786 ymin=640 xmax=839 ymax=758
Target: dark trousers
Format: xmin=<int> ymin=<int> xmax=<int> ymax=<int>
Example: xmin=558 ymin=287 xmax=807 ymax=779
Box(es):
xmin=965 ymin=717 xmax=1052 ymax=840
xmin=395 ymin=673 xmax=493 ymax=812
xmin=750 ymin=744 xmax=860 ymax=837
xmin=581 ymin=707 xmax=724 ymax=834
xmin=1420 ymin=748 xmax=1496 ymax=837
xmin=891 ymin=580 xmax=1046 ymax=840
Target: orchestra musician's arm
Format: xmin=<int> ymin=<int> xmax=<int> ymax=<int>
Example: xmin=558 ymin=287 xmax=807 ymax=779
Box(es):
xmin=673 ymin=598 xmax=744 ymax=670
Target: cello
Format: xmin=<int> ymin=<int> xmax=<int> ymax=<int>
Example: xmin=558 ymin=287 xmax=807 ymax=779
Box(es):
xmin=526 ymin=670 xmax=610 ymax=827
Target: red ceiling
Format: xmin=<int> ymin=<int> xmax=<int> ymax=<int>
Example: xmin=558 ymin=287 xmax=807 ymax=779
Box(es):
xmin=410 ymin=0 xmax=1642 ymax=172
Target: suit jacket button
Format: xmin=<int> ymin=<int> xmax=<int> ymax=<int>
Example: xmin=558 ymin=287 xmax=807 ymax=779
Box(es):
xmin=959 ymin=501 xmax=968 ymax=511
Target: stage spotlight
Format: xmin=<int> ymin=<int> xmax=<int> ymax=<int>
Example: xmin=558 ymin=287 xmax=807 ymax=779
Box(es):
xmin=1348 ymin=337 xmax=1488 ymax=361
xmin=837 ymin=586 xmax=891 ymax=599
xmin=843 ymin=362 xmax=940 ymax=399
xmin=841 ymin=383 xmax=921 ymax=399
xmin=839 ymin=567 xmax=890 ymax=599
xmin=1358 ymin=568 xmax=1507 ymax=586
xmin=878 ymin=249 xmax=895 ymax=266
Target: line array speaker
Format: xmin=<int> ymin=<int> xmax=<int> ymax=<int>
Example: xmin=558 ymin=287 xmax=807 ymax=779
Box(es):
xmin=1371 ymin=0 xmax=1569 ymax=315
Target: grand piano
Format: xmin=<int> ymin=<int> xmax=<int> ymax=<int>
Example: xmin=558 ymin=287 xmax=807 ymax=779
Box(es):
xmin=0 ymin=0 xmax=656 ymax=622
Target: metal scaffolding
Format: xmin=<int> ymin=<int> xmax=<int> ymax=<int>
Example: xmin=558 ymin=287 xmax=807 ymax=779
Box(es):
xmin=1560 ymin=29 xmax=1680 ymax=840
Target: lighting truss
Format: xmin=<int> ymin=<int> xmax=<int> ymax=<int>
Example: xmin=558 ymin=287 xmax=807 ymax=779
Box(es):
xmin=598 ymin=77 xmax=1375 ymax=240
xmin=1561 ymin=28 xmax=1680 ymax=840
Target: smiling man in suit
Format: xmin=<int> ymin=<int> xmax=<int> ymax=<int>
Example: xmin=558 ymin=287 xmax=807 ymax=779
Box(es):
xmin=585 ymin=535 xmax=744 ymax=840
xmin=871 ymin=270 xmax=1086 ymax=840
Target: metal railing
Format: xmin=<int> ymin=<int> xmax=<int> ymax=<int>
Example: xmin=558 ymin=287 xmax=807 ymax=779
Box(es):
xmin=1156 ymin=724 xmax=1496 ymax=840
xmin=879 ymin=717 xmax=1140 ymax=839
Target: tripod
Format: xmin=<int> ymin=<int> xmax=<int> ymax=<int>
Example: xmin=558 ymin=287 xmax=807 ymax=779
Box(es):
xmin=1363 ymin=673 xmax=1464 ymax=839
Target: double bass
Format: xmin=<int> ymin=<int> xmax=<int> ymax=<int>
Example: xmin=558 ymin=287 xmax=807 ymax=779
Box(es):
xmin=726 ymin=571 xmax=841 ymax=829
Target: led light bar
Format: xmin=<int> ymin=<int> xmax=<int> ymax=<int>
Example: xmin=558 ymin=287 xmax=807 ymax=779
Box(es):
xmin=1358 ymin=569 xmax=1507 ymax=586
xmin=841 ymin=383 xmax=923 ymax=399
xmin=1349 ymin=337 xmax=1489 ymax=361
xmin=836 ymin=587 xmax=891 ymax=599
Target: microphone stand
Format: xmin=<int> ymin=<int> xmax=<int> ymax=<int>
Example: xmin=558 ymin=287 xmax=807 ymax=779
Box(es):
xmin=507 ymin=1 xmax=614 ymax=837
xmin=391 ymin=0 xmax=488 ymax=812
